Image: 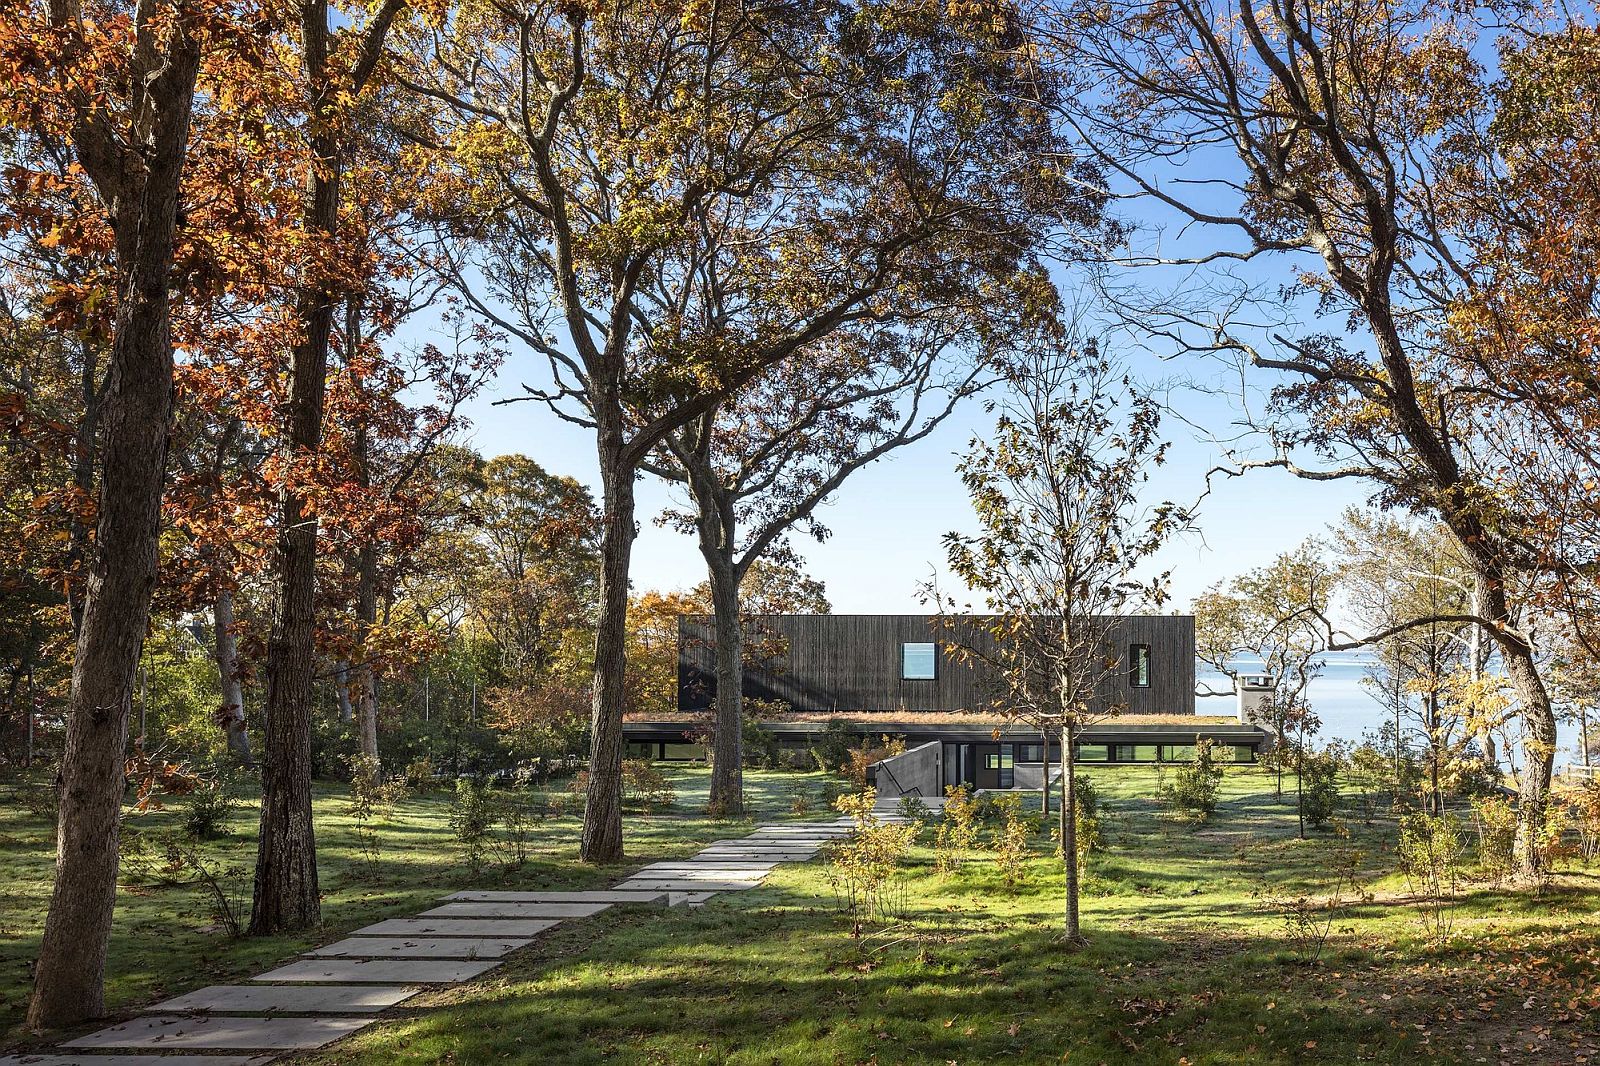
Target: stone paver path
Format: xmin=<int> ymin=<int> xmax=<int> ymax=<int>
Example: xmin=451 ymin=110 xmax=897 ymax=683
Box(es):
xmin=0 ymin=816 xmax=860 ymax=1066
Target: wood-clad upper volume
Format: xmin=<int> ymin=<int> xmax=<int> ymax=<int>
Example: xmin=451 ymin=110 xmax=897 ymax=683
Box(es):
xmin=678 ymin=614 xmax=1197 ymax=717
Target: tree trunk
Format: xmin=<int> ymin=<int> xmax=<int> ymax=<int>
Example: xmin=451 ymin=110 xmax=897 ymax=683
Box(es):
xmin=1461 ymin=560 xmax=1556 ymax=880
xmin=65 ymin=332 xmax=100 ymax=638
xmin=1040 ymin=728 xmax=1051 ymax=816
xmin=252 ymin=0 xmax=338 ymax=935
xmin=1060 ymin=721 xmax=1082 ymax=943
xmin=1505 ymin=644 xmax=1557 ymax=879
xmin=580 ymin=432 xmax=636 ymax=863
xmin=335 ymin=663 xmax=353 ymax=723
xmin=28 ymin=11 xmax=200 ymax=1028
xmin=1469 ymin=575 xmax=1498 ymax=768
xmin=214 ymin=587 xmax=253 ymax=767
xmin=1296 ymin=730 xmax=1306 ymax=840
xmin=702 ymin=543 xmax=744 ymax=817
xmin=353 ymin=543 xmax=379 ymax=763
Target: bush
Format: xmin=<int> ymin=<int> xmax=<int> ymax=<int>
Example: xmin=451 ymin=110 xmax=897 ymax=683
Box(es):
xmin=545 ymin=789 xmax=575 ymax=818
xmin=1254 ymin=843 xmax=1367 ymax=967
xmin=824 ymin=790 xmax=917 ymax=938
xmin=897 ymin=794 xmax=931 ymax=828
xmin=495 ymin=790 xmax=543 ymax=868
xmin=402 ymin=755 xmax=438 ymax=792
xmin=1161 ymin=738 xmax=1224 ymax=822
xmin=622 ymin=759 xmax=675 ymax=809
xmin=1472 ymin=794 xmax=1516 ymax=883
xmin=183 ymin=775 xmax=237 ymax=840
xmin=1299 ymin=746 xmax=1344 ymax=829
xmin=450 ymin=778 xmax=497 ymax=875
xmin=1562 ymin=775 xmax=1600 ymax=863
xmin=989 ymin=792 xmax=1037 ymax=890
xmin=935 ymin=785 xmax=980 ymax=874
xmin=810 ymin=719 xmax=856 ymax=773
xmin=780 ymin=748 xmax=814 ymax=772
xmin=742 ymin=719 xmax=780 ymax=769
xmin=22 ymin=783 xmax=59 ymax=823
xmin=346 ymin=754 xmax=409 ymax=867
xmin=1398 ymin=812 xmax=1464 ymax=946
xmin=841 ymin=735 xmax=906 ymax=792
xmin=788 ymin=785 xmax=814 ymax=815
xmin=1069 ymin=776 xmax=1103 ymax=874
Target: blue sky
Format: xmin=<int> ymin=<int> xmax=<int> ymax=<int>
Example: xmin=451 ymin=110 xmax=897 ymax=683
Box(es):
xmin=432 ymin=325 xmax=1373 ymax=615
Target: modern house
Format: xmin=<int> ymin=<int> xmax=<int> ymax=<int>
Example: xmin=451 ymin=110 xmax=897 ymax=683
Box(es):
xmin=621 ymin=614 xmax=1272 ymax=792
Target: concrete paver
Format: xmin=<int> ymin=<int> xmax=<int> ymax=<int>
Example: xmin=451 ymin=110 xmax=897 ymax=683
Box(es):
xmin=60 ymin=1016 xmax=371 ymax=1052
xmin=150 ymin=984 xmax=419 ymax=1015
xmin=252 ymin=959 xmax=499 ymax=985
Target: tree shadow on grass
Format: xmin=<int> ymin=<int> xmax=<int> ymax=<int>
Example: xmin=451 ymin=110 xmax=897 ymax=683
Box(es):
xmin=276 ymin=887 xmax=1523 ymax=1066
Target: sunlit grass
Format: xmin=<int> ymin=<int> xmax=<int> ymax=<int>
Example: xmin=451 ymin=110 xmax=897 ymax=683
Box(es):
xmin=5 ymin=764 xmax=1598 ymax=1063
xmin=0 ymin=765 xmax=839 ymax=1047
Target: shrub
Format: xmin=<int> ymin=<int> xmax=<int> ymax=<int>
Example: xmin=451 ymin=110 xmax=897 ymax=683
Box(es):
xmin=841 ymin=735 xmax=906 ymax=792
xmin=183 ymin=775 xmax=237 ymax=840
xmin=781 ymin=748 xmax=814 ymax=772
xmin=1161 ymin=738 xmax=1224 ymax=822
xmin=622 ymin=759 xmax=675 ymax=809
xmin=120 ymin=833 xmax=246 ymax=937
xmin=1255 ymin=843 xmax=1366 ymax=967
xmin=810 ymin=719 xmax=856 ymax=773
xmin=495 ymin=791 xmax=543 ymax=868
xmin=1472 ymin=794 xmax=1517 ymax=883
xmin=824 ymin=790 xmax=917 ymax=938
xmin=402 ymin=755 xmax=437 ymax=792
xmin=989 ymin=792 xmax=1036 ymax=889
xmin=346 ymin=754 xmax=409 ymax=867
xmin=1299 ymin=746 xmax=1344 ymax=829
xmin=935 ymin=785 xmax=980 ymax=874
xmin=897 ymin=794 xmax=932 ymax=828
xmin=742 ymin=719 xmax=780 ymax=769
xmin=1562 ymin=775 xmax=1600 ymax=863
xmin=1398 ymin=812 xmax=1464 ymax=946
xmin=1536 ymin=799 xmax=1578 ymax=883
xmin=450 ymin=778 xmax=497 ymax=875
xmin=788 ymin=785 xmax=814 ymax=815
xmin=22 ymin=784 xmax=59 ymax=823
xmin=1069 ymin=776 xmax=1103 ymax=875
xmin=545 ymin=790 xmax=574 ymax=818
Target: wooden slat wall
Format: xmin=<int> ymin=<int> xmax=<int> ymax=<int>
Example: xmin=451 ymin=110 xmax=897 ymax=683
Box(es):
xmin=678 ymin=614 xmax=1196 ymax=716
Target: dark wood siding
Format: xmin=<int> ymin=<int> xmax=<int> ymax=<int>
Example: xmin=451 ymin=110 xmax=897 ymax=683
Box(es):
xmin=678 ymin=614 xmax=1195 ymax=717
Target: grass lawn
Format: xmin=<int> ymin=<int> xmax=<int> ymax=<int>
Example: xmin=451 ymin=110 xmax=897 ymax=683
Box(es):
xmin=5 ymin=765 xmax=1600 ymax=1064
xmin=0 ymin=764 xmax=842 ymax=1050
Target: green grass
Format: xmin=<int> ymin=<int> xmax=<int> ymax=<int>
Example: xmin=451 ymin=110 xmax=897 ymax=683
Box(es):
xmin=5 ymin=766 xmax=1600 ymax=1063
xmin=0 ymin=765 xmax=841 ymax=1050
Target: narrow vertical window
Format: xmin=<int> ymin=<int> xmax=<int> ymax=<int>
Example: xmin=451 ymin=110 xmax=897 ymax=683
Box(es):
xmin=1129 ymin=643 xmax=1151 ymax=688
xmin=902 ymin=642 xmax=937 ymax=680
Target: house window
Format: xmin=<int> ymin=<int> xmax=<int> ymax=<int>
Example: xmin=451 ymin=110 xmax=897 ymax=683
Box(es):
xmin=1129 ymin=643 xmax=1151 ymax=688
xmin=1076 ymin=743 xmax=1110 ymax=762
xmin=984 ymin=747 xmax=1015 ymax=787
xmin=902 ymin=642 xmax=937 ymax=680
xmin=1017 ymin=743 xmax=1045 ymax=763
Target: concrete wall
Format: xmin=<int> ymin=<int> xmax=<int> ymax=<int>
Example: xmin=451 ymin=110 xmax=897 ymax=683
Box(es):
xmin=869 ymin=740 xmax=942 ymax=800
xmin=1015 ymin=763 xmax=1045 ymax=791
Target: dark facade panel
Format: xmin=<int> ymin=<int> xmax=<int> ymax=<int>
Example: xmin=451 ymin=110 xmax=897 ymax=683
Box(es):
xmin=678 ymin=614 xmax=1196 ymax=717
